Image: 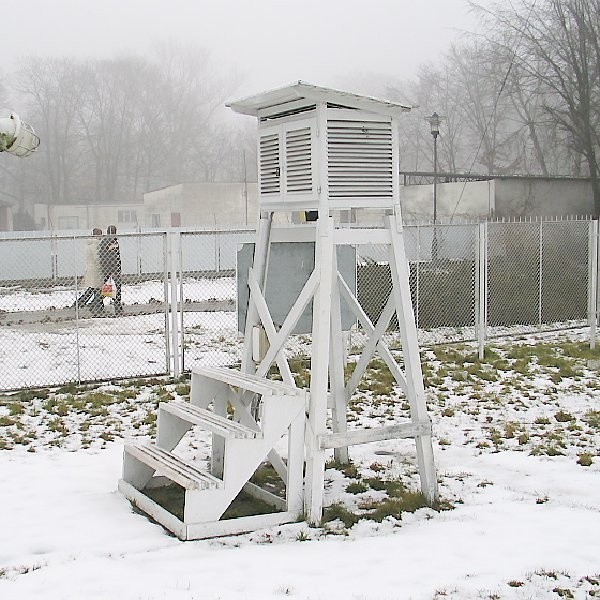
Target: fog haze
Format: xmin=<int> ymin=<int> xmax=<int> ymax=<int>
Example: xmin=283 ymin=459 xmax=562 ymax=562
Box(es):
xmin=4 ymin=0 xmax=478 ymax=96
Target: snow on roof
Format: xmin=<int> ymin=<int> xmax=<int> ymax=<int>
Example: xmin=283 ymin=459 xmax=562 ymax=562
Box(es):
xmin=227 ymin=81 xmax=411 ymax=118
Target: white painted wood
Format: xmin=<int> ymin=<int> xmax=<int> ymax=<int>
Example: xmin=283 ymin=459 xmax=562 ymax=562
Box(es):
xmin=118 ymin=479 xmax=188 ymax=540
xmin=122 ymin=84 xmax=441 ymax=538
xmin=304 ymin=214 xmax=335 ymax=525
xmin=193 ymin=366 xmax=305 ymax=398
xmin=160 ymin=401 xmax=258 ymax=438
xmin=253 ymin=266 xmax=319 ymax=380
xmin=270 ymin=225 xmax=316 ymax=243
xmin=241 ymin=212 xmax=273 ymax=374
xmin=344 ymin=293 xmax=397 ymax=400
xmin=329 ymin=250 xmax=349 ymax=464
xmin=333 ymin=228 xmax=391 ymax=245
xmin=157 ymin=404 xmax=192 ymax=452
xmin=387 ymin=212 xmax=438 ymax=504
xmin=120 ymin=479 xmax=298 ymax=540
xmin=123 ymin=444 xmax=222 ymax=491
xmin=185 ymin=511 xmax=298 ymax=541
xmin=243 ymin=481 xmax=287 ymax=511
xmin=285 ymin=405 xmax=306 ymax=513
xmin=247 ymin=267 xmax=296 ymax=387
xmin=319 ymin=421 xmax=432 ymax=449
xmin=337 ymin=277 xmax=409 ymax=396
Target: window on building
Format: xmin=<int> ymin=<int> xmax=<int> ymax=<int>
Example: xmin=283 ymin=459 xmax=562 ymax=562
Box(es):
xmin=151 ymin=214 xmax=161 ymax=227
xmin=118 ymin=210 xmax=137 ymax=224
xmin=170 ymin=212 xmax=181 ymax=227
xmin=58 ymin=216 xmax=80 ymax=230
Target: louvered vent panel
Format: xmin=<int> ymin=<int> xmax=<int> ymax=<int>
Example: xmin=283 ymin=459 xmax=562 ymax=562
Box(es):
xmin=285 ymin=127 xmax=312 ymax=194
xmin=327 ymin=120 xmax=393 ymax=198
xmin=259 ymin=133 xmax=281 ymax=195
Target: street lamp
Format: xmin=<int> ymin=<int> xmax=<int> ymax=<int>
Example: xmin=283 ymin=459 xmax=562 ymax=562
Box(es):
xmin=425 ymin=112 xmax=444 ymax=263
xmin=425 ymin=112 xmax=442 ymax=223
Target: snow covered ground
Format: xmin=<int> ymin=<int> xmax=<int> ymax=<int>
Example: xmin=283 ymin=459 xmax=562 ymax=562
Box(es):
xmin=0 ymin=278 xmax=241 ymax=389
xmin=1 ymin=328 xmax=599 ymax=599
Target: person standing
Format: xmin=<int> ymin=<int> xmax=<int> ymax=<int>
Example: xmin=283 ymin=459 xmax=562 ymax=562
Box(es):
xmin=99 ymin=224 xmax=123 ymax=315
xmin=73 ymin=227 xmax=104 ymax=315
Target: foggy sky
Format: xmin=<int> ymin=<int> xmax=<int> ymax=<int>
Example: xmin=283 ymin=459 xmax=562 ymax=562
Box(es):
xmin=3 ymin=0 xmax=480 ymax=97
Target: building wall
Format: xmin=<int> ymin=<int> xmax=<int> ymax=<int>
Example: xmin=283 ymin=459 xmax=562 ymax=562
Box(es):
xmin=493 ymin=179 xmax=593 ymax=217
xmin=143 ymin=182 xmax=258 ymax=228
xmin=400 ymin=177 xmax=594 ymax=221
xmin=400 ymin=180 xmax=495 ymax=221
xmin=33 ymin=203 xmax=144 ymax=232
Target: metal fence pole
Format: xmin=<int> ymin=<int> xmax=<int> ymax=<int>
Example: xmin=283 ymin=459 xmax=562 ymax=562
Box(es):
xmin=168 ymin=230 xmax=181 ymax=378
xmin=538 ymin=220 xmax=543 ymax=329
xmin=476 ymin=222 xmax=487 ymax=359
xmin=179 ymin=233 xmax=186 ymax=372
xmin=415 ymin=225 xmax=420 ymax=329
xmin=588 ymin=220 xmax=599 ymax=349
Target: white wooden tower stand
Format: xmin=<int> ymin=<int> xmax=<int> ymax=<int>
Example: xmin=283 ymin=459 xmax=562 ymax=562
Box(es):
xmin=118 ymin=82 xmax=438 ymax=539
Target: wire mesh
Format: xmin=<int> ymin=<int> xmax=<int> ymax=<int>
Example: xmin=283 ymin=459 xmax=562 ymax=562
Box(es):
xmin=180 ymin=230 xmax=253 ymax=371
xmin=486 ymin=220 xmax=590 ymax=338
xmin=0 ymin=231 xmax=169 ymax=391
xmin=355 ymin=223 xmax=478 ymax=348
xmin=0 ymin=219 xmax=594 ymax=391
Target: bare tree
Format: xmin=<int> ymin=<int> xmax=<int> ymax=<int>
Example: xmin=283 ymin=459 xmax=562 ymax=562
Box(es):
xmin=16 ymin=58 xmax=85 ymax=208
xmin=475 ymin=0 xmax=600 ymax=213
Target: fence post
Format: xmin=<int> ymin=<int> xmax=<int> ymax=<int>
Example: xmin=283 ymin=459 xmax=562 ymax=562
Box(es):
xmin=476 ymin=222 xmax=487 ymax=359
xmin=588 ymin=220 xmax=599 ymax=349
xmin=415 ymin=225 xmax=420 ymax=328
xmin=168 ymin=230 xmax=181 ymax=378
xmin=538 ymin=220 xmax=543 ymax=329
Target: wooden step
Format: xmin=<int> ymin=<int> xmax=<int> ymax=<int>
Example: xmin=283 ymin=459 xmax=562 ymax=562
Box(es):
xmin=160 ymin=401 xmax=259 ymax=438
xmin=124 ymin=443 xmax=222 ymax=490
xmin=193 ymin=366 xmax=307 ymax=398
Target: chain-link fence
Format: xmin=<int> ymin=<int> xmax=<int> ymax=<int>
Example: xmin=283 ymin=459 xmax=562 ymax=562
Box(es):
xmin=179 ymin=229 xmax=254 ymax=372
xmin=0 ymin=231 xmax=169 ymax=390
xmin=0 ymin=218 xmax=594 ymax=391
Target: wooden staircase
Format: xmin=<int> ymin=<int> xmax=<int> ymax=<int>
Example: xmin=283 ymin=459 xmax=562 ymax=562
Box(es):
xmin=118 ymin=366 xmax=307 ymax=540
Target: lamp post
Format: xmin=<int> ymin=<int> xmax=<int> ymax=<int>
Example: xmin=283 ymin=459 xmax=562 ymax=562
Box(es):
xmin=425 ymin=112 xmax=443 ymax=263
xmin=425 ymin=112 xmax=441 ymax=223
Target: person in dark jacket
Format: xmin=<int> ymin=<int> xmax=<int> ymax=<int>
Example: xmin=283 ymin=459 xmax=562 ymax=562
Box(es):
xmin=99 ymin=224 xmax=123 ymax=315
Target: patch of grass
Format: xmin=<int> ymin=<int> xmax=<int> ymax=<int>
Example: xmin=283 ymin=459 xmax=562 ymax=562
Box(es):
xmin=553 ymin=588 xmax=574 ymax=598
xmin=345 ymin=481 xmax=368 ymax=494
xmin=0 ymin=415 xmax=16 ymax=427
xmin=295 ymin=529 xmax=310 ymax=541
xmin=583 ymin=410 xmax=600 ymax=429
xmin=7 ymin=402 xmax=24 ymax=416
xmin=577 ymin=453 xmax=593 ymax=467
xmin=325 ymin=460 xmax=360 ymax=479
xmin=18 ymin=388 xmax=50 ymax=402
xmin=364 ymin=491 xmax=428 ymax=522
xmin=504 ymin=421 xmax=520 ymax=438
xmin=115 ymin=389 xmax=138 ymax=400
xmin=322 ymin=502 xmax=359 ymax=528
xmin=47 ymin=418 xmax=67 ymax=434
xmin=554 ymin=410 xmax=575 ymax=423
xmin=174 ymin=384 xmax=190 ymax=397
